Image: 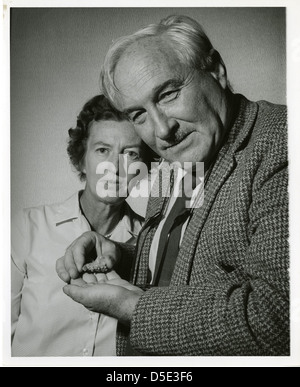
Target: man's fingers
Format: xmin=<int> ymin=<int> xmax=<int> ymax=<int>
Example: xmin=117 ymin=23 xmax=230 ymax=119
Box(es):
xmin=56 ymin=257 xmax=71 ymax=283
xmin=96 ymin=256 xmax=112 ymax=272
xmin=70 ymin=277 xmax=87 ymax=286
xmin=101 ymin=238 xmax=119 ymax=269
xmin=83 ymin=273 xmax=98 ymax=284
xmin=63 ymin=284 xmax=91 ymax=304
xmin=95 ymin=273 xmax=107 ymax=283
xmin=106 ymin=270 xmax=121 ymax=280
xmin=95 ymin=236 xmax=103 ymax=261
xmin=105 ymin=275 xmax=144 ymax=293
xmin=73 ymin=232 xmax=103 ymax=272
xmin=64 ymin=232 xmax=97 ymax=277
xmin=71 ymin=238 xmax=90 ymax=273
xmin=57 ymin=231 xmax=119 ymax=283
xmin=63 ymin=282 xmax=140 ymax=323
xmin=64 ymin=247 xmax=80 ymax=279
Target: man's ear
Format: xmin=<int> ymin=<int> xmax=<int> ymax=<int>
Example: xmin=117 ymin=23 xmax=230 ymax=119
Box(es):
xmin=210 ymin=61 xmax=227 ymax=90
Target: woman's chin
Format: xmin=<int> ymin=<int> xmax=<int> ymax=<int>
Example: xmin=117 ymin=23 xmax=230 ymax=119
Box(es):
xmin=96 ymin=188 xmax=128 ymax=204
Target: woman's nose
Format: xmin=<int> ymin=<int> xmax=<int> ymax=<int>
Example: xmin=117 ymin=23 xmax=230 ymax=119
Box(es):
xmin=106 ymin=153 xmax=120 ymax=175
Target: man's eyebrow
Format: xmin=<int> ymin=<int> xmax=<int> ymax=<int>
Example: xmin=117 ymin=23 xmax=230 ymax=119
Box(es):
xmin=152 ymin=79 xmax=183 ymax=97
xmin=123 ymin=79 xmax=183 ymax=115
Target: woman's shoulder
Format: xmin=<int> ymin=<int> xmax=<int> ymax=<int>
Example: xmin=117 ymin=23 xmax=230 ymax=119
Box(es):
xmin=12 ymin=192 xmax=80 ymax=227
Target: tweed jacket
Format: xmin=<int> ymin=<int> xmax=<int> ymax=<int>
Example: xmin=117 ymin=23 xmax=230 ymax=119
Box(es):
xmin=116 ymin=94 xmax=289 ymax=356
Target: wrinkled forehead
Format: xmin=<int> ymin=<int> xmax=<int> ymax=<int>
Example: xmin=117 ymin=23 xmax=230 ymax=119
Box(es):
xmin=112 ymin=36 xmax=185 ymax=109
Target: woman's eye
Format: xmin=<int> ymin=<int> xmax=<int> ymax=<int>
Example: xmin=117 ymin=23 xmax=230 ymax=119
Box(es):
xmin=125 ymin=151 xmax=140 ymax=160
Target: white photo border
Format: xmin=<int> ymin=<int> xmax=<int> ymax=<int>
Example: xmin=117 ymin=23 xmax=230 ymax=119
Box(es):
xmin=2 ymin=0 xmax=300 ymax=367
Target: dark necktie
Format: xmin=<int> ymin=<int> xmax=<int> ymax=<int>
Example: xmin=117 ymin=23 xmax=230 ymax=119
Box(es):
xmin=153 ymin=173 xmax=195 ymax=287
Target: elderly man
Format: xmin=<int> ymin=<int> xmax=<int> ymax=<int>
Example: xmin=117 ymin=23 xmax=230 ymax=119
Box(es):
xmin=56 ymin=15 xmax=289 ymax=356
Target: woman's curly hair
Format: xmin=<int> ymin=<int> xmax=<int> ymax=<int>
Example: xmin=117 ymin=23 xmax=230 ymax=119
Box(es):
xmin=67 ymin=94 xmax=156 ymax=181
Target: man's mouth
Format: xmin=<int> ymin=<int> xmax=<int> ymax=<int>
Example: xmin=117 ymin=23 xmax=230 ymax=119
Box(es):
xmin=163 ymin=132 xmax=193 ymax=150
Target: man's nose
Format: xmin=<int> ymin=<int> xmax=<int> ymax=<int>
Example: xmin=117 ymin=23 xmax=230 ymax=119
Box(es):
xmin=151 ymin=108 xmax=179 ymax=141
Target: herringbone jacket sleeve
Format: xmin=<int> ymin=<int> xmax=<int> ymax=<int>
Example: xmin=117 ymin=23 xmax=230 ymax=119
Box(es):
xmin=128 ymin=101 xmax=289 ymax=356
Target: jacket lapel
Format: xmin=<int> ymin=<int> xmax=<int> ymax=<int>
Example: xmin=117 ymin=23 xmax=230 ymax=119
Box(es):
xmin=171 ymin=95 xmax=259 ymax=285
xmin=145 ymin=161 xmax=174 ymax=219
xmin=171 ymin=150 xmax=236 ymax=285
xmin=132 ymin=161 xmax=173 ymax=285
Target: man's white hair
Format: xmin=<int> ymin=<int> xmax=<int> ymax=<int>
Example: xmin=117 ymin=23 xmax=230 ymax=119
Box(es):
xmin=100 ymin=15 xmax=224 ymax=106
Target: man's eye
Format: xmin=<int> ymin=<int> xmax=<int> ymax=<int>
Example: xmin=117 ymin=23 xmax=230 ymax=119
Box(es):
xmin=129 ymin=111 xmax=146 ymax=125
xmin=160 ymin=90 xmax=180 ymax=102
xmin=96 ymin=148 xmax=108 ymax=154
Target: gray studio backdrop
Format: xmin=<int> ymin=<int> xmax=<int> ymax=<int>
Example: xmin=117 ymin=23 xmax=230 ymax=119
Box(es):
xmin=11 ymin=7 xmax=286 ymax=217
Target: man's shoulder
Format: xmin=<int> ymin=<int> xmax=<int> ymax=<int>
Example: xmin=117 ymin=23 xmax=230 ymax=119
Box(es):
xmin=241 ymin=98 xmax=288 ymax=169
xmin=242 ymin=97 xmax=287 ymax=146
xmin=256 ymin=99 xmax=287 ymax=124
xmin=254 ymin=99 xmax=286 ymax=132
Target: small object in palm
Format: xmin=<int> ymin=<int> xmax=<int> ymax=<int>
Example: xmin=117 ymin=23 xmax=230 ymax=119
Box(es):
xmin=82 ymin=256 xmax=109 ymax=273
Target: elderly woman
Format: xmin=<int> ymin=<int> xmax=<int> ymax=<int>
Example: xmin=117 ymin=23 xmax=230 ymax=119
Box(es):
xmin=11 ymin=95 xmax=154 ymax=356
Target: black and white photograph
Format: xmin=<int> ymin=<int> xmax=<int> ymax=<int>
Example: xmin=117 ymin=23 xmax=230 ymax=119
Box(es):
xmin=2 ymin=0 xmax=300 ymax=368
